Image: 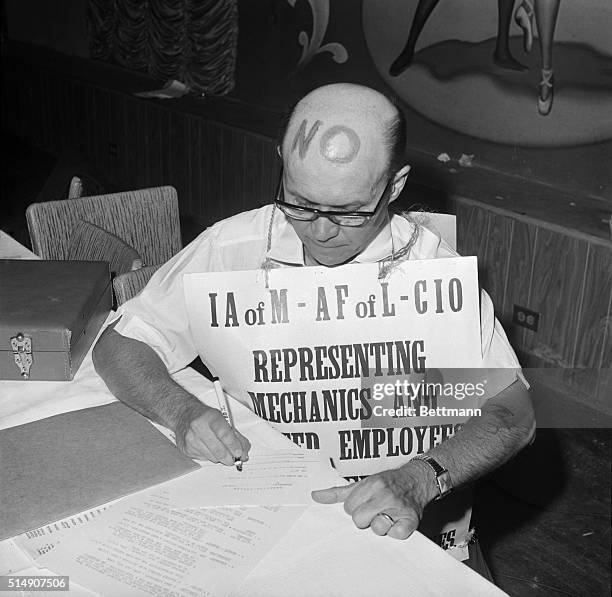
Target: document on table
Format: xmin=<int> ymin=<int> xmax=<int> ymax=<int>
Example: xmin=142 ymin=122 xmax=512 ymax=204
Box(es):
xmin=168 ymin=451 xmax=347 ymax=508
xmin=0 ymin=566 xmax=101 ymax=597
xmin=236 ymin=505 xmax=510 ymax=597
xmin=13 ymin=502 xmax=120 ymax=561
xmin=38 ymin=488 xmax=304 ymax=597
xmin=0 ymin=538 xmax=33 ymax=575
xmin=0 ymin=230 xmax=40 ymax=259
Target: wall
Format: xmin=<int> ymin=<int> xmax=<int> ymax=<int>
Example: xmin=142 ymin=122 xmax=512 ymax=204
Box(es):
xmin=0 ymin=46 xmax=280 ymax=238
xmin=4 ymin=0 xmax=90 ymax=58
xmin=454 ymin=197 xmax=611 ymax=414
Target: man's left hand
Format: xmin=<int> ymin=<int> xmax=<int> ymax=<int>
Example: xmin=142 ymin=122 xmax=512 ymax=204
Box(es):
xmin=311 ymin=465 xmax=431 ymax=539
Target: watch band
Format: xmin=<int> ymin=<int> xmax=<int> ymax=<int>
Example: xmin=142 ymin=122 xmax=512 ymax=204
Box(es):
xmin=412 ymin=455 xmax=453 ymax=500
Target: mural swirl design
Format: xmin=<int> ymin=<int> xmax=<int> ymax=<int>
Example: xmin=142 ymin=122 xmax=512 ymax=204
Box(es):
xmin=287 ymin=0 xmax=348 ymax=68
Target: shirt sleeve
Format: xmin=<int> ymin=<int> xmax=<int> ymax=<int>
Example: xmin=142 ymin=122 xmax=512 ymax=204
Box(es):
xmin=416 ymin=222 xmax=529 ymax=402
xmin=477 ymin=289 xmax=529 ymax=405
xmin=110 ymin=227 xmax=221 ymax=374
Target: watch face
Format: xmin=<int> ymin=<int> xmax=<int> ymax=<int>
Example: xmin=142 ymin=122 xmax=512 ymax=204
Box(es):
xmin=437 ymin=471 xmax=453 ymax=497
xmin=415 ymin=456 xmax=453 ymax=499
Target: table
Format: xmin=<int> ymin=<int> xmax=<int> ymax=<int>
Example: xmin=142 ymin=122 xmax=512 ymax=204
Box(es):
xmin=0 ymin=326 xmax=507 ymax=597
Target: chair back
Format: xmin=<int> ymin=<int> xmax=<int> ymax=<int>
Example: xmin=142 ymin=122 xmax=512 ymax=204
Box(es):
xmin=26 ymin=186 xmax=181 ymax=266
xmin=67 ymin=176 xmax=84 ymax=199
xmin=113 ymin=265 xmax=160 ymax=306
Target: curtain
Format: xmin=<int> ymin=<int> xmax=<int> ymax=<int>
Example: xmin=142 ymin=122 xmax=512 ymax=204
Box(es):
xmin=88 ymin=0 xmax=238 ymax=95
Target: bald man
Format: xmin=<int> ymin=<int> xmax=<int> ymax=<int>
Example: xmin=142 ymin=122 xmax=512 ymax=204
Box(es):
xmin=94 ymin=84 xmax=534 ymax=568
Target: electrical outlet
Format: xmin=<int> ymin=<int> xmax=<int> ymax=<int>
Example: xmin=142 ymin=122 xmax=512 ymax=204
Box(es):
xmin=513 ymin=305 xmax=540 ymax=332
xmin=108 ymin=142 xmax=117 ymax=158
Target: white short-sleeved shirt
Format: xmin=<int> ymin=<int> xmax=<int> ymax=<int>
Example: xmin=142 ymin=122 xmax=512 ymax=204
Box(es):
xmin=113 ymin=205 xmax=526 ymax=558
xmin=114 ymin=205 xmax=525 ymax=398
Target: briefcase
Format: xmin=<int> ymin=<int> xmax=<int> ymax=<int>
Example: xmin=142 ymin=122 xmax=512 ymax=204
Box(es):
xmin=0 ymin=260 xmax=111 ymax=381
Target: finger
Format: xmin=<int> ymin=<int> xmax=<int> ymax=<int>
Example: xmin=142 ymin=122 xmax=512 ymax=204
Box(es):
xmin=351 ymin=501 xmax=385 ymax=529
xmin=351 ymin=499 xmax=409 ymax=530
xmin=369 ymin=513 xmax=394 ymax=536
xmin=182 ymin=430 xmax=219 ymax=463
xmin=237 ymin=432 xmax=251 ymax=462
xmin=191 ymin=420 xmax=234 ymax=465
xmin=311 ymin=483 xmax=357 ymax=504
xmin=342 ymin=480 xmax=377 ymax=515
xmin=211 ymin=418 xmax=247 ymax=462
xmin=205 ymin=435 xmax=234 ymax=465
xmin=387 ymin=517 xmax=417 ymax=540
xmin=199 ymin=413 xmax=240 ymax=465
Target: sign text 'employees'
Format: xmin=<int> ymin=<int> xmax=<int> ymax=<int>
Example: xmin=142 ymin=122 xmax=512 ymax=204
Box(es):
xmin=208 ymin=278 xmax=464 ymax=328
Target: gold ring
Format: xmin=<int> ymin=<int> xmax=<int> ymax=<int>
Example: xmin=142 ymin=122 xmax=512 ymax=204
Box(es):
xmin=377 ymin=512 xmax=395 ymax=525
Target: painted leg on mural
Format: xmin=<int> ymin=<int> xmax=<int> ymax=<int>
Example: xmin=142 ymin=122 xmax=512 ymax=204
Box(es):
xmin=514 ymin=0 xmax=535 ymax=53
xmin=389 ymin=0 xmax=527 ymax=77
xmin=535 ymin=0 xmax=561 ymax=115
xmin=494 ymin=0 xmax=528 ymax=70
xmin=389 ymin=0 xmax=440 ymax=77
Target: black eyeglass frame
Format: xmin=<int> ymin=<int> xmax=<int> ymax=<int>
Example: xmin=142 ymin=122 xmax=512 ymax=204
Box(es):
xmin=273 ymin=166 xmax=394 ymax=227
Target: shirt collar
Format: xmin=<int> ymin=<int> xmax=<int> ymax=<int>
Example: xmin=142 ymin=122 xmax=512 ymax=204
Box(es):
xmin=266 ymin=207 xmax=401 ymax=266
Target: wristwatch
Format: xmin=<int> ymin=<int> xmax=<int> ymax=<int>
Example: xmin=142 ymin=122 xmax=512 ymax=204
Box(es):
xmin=411 ymin=455 xmax=453 ymax=500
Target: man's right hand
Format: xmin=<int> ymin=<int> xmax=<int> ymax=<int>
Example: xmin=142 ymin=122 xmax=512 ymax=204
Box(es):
xmin=93 ymin=328 xmax=250 ymax=465
xmin=175 ymin=404 xmax=251 ymax=465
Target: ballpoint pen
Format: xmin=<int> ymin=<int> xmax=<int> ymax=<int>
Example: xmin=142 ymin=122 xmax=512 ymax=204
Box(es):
xmin=213 ymin=378 xmax=243 ymax=471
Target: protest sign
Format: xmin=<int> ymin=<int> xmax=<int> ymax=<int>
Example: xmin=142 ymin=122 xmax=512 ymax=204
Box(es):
xmin=184 ymin=256 xmax=488 ymax=559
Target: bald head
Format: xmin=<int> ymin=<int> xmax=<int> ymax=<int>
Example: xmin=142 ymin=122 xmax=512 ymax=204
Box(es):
xmin=277 ymin=85 xmax=409 ymax=267
xmin=282 ymin=84 xmax=403 ymax=186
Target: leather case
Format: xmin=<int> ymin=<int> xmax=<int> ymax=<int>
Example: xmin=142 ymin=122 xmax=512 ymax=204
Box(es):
xmin=0 ymin=260 xmax=111 ymax=381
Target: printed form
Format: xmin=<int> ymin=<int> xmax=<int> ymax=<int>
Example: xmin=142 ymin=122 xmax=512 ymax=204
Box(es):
xmin=13 ymin=503 xmax=119 ymax=562
xmin=38 ymin=488 xmax=304 ymax=597
xmin=168 ymin=451 xmax=346 ymax=508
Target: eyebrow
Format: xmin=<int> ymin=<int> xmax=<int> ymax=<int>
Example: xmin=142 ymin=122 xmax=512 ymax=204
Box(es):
xmin=284 ymin=186 xmax=366 ymax=212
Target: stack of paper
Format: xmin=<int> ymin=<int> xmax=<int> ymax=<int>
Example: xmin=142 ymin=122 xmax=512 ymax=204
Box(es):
xmin=37 ymin=488 xmax=305 ymax=597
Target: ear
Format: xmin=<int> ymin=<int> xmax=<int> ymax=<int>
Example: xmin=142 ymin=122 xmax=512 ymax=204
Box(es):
xmin=388 ymin=165 xmax=411 ymax=204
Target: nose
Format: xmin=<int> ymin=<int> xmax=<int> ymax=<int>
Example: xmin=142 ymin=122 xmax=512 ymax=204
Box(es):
xmin=310 ymin=216 xmax=340 ymax=242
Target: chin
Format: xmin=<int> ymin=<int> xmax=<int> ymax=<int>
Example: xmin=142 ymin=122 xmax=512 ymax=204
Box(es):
xmin=308 ymin=249 xmax=356 ymax=267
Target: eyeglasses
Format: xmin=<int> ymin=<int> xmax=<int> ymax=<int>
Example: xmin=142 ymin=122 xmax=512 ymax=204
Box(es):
xmin=274 ymin=167 xmax=392 ymax=227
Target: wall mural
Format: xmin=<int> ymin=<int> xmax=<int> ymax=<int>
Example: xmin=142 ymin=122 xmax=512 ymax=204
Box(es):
xmin=287 ymin=0 xmax=348 ymax=68
xmin=387 ymin=0 xmax=560 ymax=116
xmin=363 ymin=0 xmax=612 ymax=146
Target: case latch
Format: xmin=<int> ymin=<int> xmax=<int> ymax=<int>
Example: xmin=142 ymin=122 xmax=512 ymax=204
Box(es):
xmin=10 ymin=333 xmax=33 ymax=379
